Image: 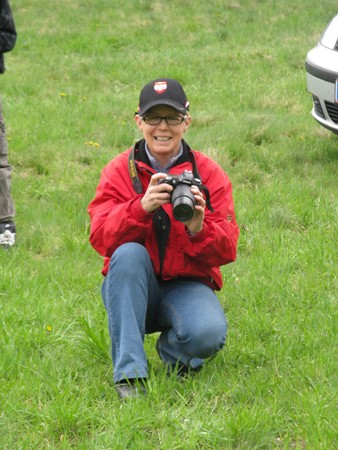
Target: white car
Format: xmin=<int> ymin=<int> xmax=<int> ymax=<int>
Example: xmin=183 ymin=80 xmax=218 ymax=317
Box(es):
xmin=305 ymin=15 xmax=338 ymax=134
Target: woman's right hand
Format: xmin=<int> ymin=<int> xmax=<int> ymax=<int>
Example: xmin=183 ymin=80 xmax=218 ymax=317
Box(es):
xmin=140 ymin=173 xmax=173 ymax=213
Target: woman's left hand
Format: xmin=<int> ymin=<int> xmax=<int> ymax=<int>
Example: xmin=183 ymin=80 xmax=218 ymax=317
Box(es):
xmin=183 ymin=186 xmax=206 ymax=234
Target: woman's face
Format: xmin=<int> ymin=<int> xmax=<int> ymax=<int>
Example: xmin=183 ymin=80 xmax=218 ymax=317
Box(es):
xmin=135 ymin=105 xmax=191 ymax=164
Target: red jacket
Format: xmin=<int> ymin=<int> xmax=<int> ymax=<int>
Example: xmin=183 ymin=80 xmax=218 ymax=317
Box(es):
xmin=88 ymin=140 xmax=239 ymax=290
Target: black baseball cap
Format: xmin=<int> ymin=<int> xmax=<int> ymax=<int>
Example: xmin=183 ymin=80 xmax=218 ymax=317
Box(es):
xmin=137 ymin=78 xmax=190 ymax=116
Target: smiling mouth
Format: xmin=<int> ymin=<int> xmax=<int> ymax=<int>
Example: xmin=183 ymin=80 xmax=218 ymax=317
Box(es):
xmin=155 ymin=137 xmax=171 ymax=141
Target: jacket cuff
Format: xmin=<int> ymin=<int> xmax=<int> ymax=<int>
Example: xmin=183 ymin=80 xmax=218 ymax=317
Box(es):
xmin=187 ymin=223 xmax=208 ymax=242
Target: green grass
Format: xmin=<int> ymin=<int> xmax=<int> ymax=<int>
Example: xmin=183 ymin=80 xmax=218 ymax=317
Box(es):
xmin=1 ymin=0 xmax=337 ymax=448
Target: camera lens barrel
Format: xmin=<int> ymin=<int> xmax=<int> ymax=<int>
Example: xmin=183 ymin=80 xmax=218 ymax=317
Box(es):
xmin=171 ymin=184 xmax=195 ymax=222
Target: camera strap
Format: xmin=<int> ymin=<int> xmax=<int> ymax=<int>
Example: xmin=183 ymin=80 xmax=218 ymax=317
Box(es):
xmin=128 ymin=142 xmax=143 ymax=194
xmin=189 ymin=154 xmax=214 ymax=213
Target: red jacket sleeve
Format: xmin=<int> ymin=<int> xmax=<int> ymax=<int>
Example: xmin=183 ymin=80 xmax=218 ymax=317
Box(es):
xmin=88 ymin=152 xmax=153 ymax=257
xmin=181 ymin=153 xmax=239 ymax=266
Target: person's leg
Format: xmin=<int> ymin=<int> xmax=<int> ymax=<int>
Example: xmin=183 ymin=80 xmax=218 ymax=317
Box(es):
xmin=101 ymin=242 xmax=161 ymax=383
xmin=0 ymin=102 xmax=15 ymax=222
xmin=156 ymin=280 xmax=227 ymax=371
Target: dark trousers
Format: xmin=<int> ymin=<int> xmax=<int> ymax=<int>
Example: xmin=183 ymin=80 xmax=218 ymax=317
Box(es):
xmin=0 ymin=99 xmax=14 ymax=222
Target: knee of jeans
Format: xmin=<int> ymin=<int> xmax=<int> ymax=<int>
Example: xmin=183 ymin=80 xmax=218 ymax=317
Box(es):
xmin=110 ymin=243 xmax=151 ymax=272
xmin=184 ymin=320 xmax=228 ymax=359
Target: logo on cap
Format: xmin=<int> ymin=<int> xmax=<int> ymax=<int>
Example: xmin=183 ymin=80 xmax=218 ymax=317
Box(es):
xmin=154 ymin=81 xmax=167 ymax=94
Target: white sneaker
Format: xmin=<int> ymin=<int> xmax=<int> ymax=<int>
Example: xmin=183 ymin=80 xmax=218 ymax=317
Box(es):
xmin=0 ymin=221 xmax=16 ymax=246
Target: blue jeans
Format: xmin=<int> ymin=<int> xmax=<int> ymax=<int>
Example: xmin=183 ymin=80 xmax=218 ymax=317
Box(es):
xmin=101 ymin=243 xmax=228 ymax=383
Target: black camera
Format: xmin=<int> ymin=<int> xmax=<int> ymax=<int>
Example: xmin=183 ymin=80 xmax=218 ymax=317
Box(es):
xmin=158 ymin=171 xmax=203 ymax=222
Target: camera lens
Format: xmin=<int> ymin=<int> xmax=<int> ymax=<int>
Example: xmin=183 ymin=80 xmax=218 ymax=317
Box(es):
xmin=172 ymin=184 xmax=195 ymax=222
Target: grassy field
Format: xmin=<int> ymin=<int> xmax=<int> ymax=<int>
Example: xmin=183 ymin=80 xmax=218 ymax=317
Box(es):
xmin=1 ymin=0 xmax=337 ymax=448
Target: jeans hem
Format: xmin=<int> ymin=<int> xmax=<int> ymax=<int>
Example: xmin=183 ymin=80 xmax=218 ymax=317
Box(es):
xmin=114 ymin=371 xmax=148 ymax=384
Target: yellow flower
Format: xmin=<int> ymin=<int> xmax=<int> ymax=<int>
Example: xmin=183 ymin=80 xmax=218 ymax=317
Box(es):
xmin=46 ymin=325 xmax=52 ymax=333
xmin=60 ymin=92 xmax=67 ymax=97
xmin=85 ymin=141 xmax=100 ymax=147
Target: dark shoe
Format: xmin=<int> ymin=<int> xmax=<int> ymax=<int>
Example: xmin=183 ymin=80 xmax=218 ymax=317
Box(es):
xmin=156 ymin=337 xmax=202 ymax=378
xmin=115 ymin=379 xmax=147 ymax=399
xmin=0 ymin=221 xmax=16 ymax=247
xmin=167 ymin=362 xmax=203 ymax=378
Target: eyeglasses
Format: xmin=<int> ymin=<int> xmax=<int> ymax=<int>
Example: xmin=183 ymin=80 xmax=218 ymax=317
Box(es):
xmin=141 ymin=115 xmax=186 ymax=126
